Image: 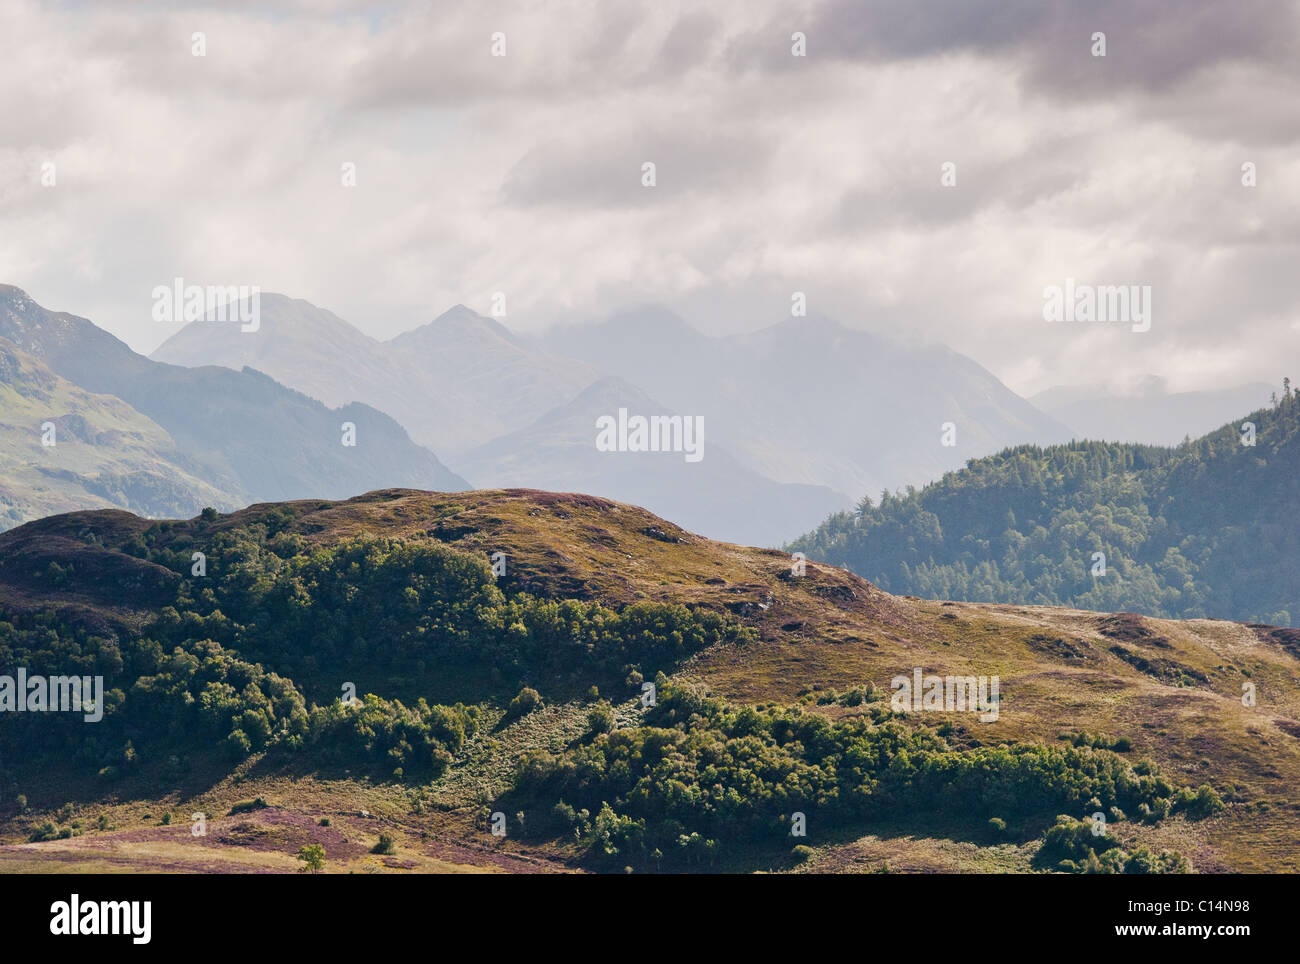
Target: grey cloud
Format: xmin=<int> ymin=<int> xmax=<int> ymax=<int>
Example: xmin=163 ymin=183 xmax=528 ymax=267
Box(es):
xmin=500 ymin=125 xmax=772 ymax=208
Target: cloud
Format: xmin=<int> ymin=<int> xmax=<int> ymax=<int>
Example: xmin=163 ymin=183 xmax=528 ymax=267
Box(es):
xmin=0 ymin=0 xmax=1295 ymax=402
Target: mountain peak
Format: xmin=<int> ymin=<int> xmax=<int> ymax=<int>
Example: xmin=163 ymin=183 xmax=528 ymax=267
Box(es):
xmin=389 ymin=304 xmax=520 ymax=348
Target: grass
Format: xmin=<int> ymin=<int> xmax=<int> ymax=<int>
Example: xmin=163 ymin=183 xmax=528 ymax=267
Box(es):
xmin=3 ymin=487 xmax=1299 ymax=872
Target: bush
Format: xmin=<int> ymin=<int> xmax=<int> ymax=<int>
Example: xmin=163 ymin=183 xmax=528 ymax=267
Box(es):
xmin=371 ymin=832 xmax=396 ymax=855
xmin=586 ymin=701 xmax=616 ymax=736
xmin=297 ymin=843 xmax=325 ymax=873
xmin=504 ymin=687 xmax=542 ymax=722
xmin=988 ymin=817 xmax=1006 ymax=834
xmin=791 ymin=844 xmax=815 ymax=863
xmin=229 ymin=797 xmax=268 ymax=815
xmin=499 ymin=683 xmax=1187 ymax=871
xmin=225 ymin=729 xmax=253 ymax=760
xmin=28 ymin=821 xmax=60 ymax=842
xmin=1175 ymin=783 xmax=1225 ymax=819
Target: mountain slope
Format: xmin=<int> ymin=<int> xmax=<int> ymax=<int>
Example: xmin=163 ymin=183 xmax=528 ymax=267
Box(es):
xmin=0 ymin=286 xmax=469 ymax=508
xmin=151 ymin=298 xmax=597 ymax=455
xmin=456 ymin=375 xmax=852 ymax=546
xmin=791 ymin=392 xmax=1300 ymax=625
xmin=1 ymin=488 xmax=1297 ymax=873
xmin=0 ymin=336 xmax=236 ymax=529
xmin=540 ymin=308 xmax=1076 ymax=496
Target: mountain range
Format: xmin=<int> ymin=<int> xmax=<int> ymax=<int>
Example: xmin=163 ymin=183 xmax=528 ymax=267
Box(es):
xmin=3 ymin=283 xmax=1280 ymax=550
xmin=0 ymin=285 xmax=467 ymax=531
xmin=147 ymin=295 xmax=1090 ymax=544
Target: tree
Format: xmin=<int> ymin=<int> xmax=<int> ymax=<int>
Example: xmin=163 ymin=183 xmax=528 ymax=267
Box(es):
xmin=297 ymin=843 xmax=325 ymax=873
xmin=504 ymin=687 xmax=542 ymax=722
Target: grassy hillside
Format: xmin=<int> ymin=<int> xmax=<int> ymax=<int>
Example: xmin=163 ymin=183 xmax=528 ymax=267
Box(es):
xmin=0 ymin=286 xmax=469 ymax=516
xmin=2 ymin=489 xmax=1298 ymax=873
xmin=0 ymin=337 xmax=237 ymax=530
xmin=791 ymin=390 xmax=1300 ymax=626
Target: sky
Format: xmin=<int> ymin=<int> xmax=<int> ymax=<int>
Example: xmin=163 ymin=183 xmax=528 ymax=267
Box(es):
xmin=2 ymin=0 xmax=1298 ymax=398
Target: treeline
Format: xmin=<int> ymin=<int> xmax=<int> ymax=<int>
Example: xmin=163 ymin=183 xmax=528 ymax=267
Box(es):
xmin=500 ymin=683 xmax=1216 ymax=871
xmin=0 ymin=525 xmax=752 ymax=779
xmin=791 ymin=393 xmax=1300 ymax=625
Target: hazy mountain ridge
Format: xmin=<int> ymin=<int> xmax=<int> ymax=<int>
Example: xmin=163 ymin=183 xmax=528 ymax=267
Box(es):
xmin=152 ymin=297 xmax=599 ymax=456
xmin=457 ymin=375 xmax=852 ymax=546
xmin=0 ymin=335 xmax=237 ymax=529
xmin=151 ymin=296 xmax=1080 ymax=544
xmin=538 ymin=308 xmax=1077 ymax=497
xmin=1032 ymin=378 xmax=1276 ymax=446
xmin=0 ymin=286 xmax=468 ymax=528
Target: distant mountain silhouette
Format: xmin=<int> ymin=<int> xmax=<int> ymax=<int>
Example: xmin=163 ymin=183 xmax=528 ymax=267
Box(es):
xmin=541 ymin=307 xmax=1075 ymax=498
xmin=0 ymin=286 xmax=467 ymax=528
xmin=458 ymin=375 xmax=851 ymax=546
xmin=1031 ymin=377 xmax=1274 ymax=445
xmin=153 ymin=296 xmax=595 ymax=455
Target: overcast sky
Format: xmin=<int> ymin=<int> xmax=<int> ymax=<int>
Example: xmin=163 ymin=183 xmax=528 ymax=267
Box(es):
xmin=2 ymin=0 xmax=1298 ymax=397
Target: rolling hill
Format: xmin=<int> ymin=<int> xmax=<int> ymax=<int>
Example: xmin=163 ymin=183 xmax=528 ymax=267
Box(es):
xmin=790 ymin=391 xmax=1300 ymax=626
xmin=0 ymin=336 xmax=237 ymax=529
xmin=2 ymin=488 xmax=1297 ymax=874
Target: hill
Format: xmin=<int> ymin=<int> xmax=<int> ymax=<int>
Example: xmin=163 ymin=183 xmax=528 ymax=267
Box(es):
xmin=0 ymin=287 xmax=468 ymax=527
xmin=2 ymin=488 xmax=1297 ymax=874
xmin=790 ymin=391 xmax=1300 ymax=626
xmin=0 ymin=336 xmax=237 ymax=529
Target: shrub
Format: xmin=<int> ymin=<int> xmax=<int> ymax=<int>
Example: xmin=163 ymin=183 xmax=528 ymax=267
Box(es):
xmin=28 ymin=821 xmax=60 ymax=842
xmin=586 ymin=700 xmax=615 ymax=736
xmin=1175 ymin=784 xmax=1225 ymax=819
xmin=225 ymin=729 xmax=253 ymax=761
xmin=371 ymin=832 xmax=396 ymax=855
xmin=504 ymin=687 xmax=542 ymax=722
xmin=229 ymin=797 xmax=268 ymax=815
xmin=297 ymin=843 xmax=325 ymax=873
